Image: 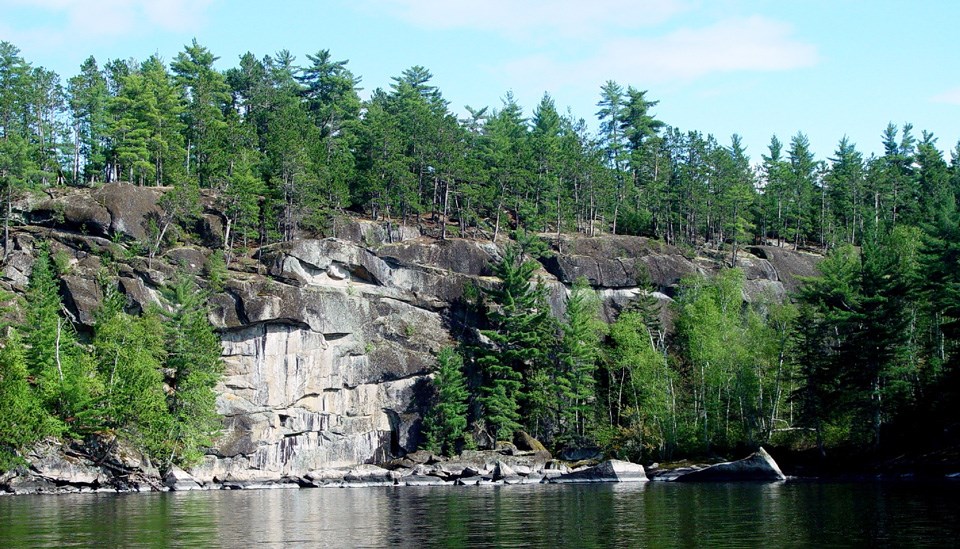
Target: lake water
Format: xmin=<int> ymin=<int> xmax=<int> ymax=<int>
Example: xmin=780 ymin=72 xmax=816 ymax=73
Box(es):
xmin=2 ymin=481 xmax=959 ymax=547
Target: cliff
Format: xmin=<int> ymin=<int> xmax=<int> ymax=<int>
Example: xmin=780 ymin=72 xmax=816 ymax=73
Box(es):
xmin=1 ymin=183 xmax=821 ymax=491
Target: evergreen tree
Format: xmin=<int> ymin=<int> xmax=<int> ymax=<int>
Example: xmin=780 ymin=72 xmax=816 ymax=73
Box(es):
xmin=22 ymin=243 xmax=98 ymax=430
xmin=476 ymin=245 xmax=554 ymax=440
xmin=555 ymin=278 xmax=605 ymax=445
xmin=420 ymin=347 xmax=470 ymax=456
xmin=0 ymin=330 xmax=55 ymax=470
xmin=162 ymin=277 xmax=224 ymax=466
xmin=93 ymin=288 xmax=171 ymax=458
xmin=172 ymin=40 xmax=230 ymax=187
xmin=67 ymin=56 xmax=110 ymax=184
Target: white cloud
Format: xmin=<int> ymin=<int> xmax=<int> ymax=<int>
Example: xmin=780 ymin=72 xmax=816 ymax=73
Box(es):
xmin=354 ymin=0 xmax=692 ymax=38
xmin=932 ymin=87 xmax=960 ymax=105
xmin=502 ymin=16 xmax=817 ymax=90
xmin=0 ymin=0 xmax=214 ymax=49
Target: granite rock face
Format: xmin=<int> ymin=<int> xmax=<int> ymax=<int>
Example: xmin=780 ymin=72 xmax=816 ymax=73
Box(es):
xmin=0 ymin=185 xmax=822 ymax=490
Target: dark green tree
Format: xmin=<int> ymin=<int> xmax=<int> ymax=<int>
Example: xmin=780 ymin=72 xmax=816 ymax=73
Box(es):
xmin=23 ymin=244 xmax=99 ymax=429
xmin=0 ymin=330 xmax=55 ymax=470
xmin=476 ymin=245 xmax=554 ymax=440
xmin=555 ymin=278 xmax=605 ymax=445
xmin=67 ymin=56 xmax=110 ymax=184
xmin=161 ymin=277 xmax=224 ymax=466
xmin=93 ymin=288 xmax=171 ymax=457
xmin=420 ymin=347 xmax=471 ymax=456
xmin=172 ymin=40 xmax=231 ymax=187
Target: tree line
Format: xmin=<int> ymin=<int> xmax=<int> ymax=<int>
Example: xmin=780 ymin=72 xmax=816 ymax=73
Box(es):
xmin=2 ymin=39 xmax=960 ymax=463
xmin=3 ymin=40 xmax=959 ymax=258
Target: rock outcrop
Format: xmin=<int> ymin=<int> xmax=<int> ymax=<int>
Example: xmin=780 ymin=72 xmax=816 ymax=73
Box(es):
xmin=0 ymin=184 xmax=821 ymax=493
xmin=673 ymin=447 xmax=787 ymax=482
xmin=551 ymin=459 xmax=648 ymax=483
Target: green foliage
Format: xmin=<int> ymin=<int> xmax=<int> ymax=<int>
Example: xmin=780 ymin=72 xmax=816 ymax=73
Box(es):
xmin=421 ymin=348 xmax=470 ymax=456
xmin=204 ymin=249 xmax=227 ymax=292
xmin=52 ymin=249 xmax=72 ymax=275
xmin=161 ymin=277 xmax=225 ymax=466
xmin=554 ymin=278 xmax=605 ymax=446
xmin=23 ymin=243 xmax=99 ymax=432
xmin=0 ymin=330 xmax=56 ymax=470
xmin=476 ymin=245 xmax=555 ymax=441
xmin=602 ymin=311 xmax=677 ymax=461
xmin=93 ymin=290 xmax=171 ymax=457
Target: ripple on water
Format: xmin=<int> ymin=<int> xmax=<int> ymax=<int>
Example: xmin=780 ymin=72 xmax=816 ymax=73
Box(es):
xmin=2 ymin=482 xmax=959 ymax=548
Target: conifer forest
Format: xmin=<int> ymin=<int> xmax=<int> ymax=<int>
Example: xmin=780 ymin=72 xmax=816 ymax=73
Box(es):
xmin=1 ymin=39 xmax=960 ymax=467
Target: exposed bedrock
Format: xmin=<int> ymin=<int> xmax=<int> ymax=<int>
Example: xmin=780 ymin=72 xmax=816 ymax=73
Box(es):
xmin=2 ymin=186 xmax=821 ymax=485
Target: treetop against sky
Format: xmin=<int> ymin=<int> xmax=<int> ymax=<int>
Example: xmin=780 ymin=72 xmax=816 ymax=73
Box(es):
xmin=1 ymin=0 xmax=958 ymax=158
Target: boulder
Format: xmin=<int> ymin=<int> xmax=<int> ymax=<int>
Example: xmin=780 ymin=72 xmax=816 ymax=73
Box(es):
xmin=456 ymin=475 xmax=483 ymax=486
xmin=93 ymin=183 xmax=162 ymax=241
xmin=513 ymin=431 xmax=549 ymax=455
xmin=404 ymin=475 xmax=448 ymax=486
xmin=673 ymin=447 xmax=786 ymax=482
xmin=544 ymin=235 xmax=701 ymax=291
xmin=552 ymin=460 xmax=648 ymax=483
xmin=164 ymin=247 xmax=207 ymax=274
xmin=30 ymin=191 xmax=112 ymax=236
xmin=5 ymin=473 xmax=60 ymax=495
xmin=343 ymin=464 xmax=396 ymax=485
xmin=747 ymin=246 xmax=821 ymax=294
xmin=164 ymin=466 xmax=202 ymax=491
xmin=28 ymin=442 xmax=104 ymax=486
xmin=495 ymin=441 xmax=519 ymax=455
xmin=492 ymin=460 xmax=520 ymax=482
xmin=61 ymin=275 xmax=104 ymax=326
xmin=304 ymin=469 xmax=347 ymax=483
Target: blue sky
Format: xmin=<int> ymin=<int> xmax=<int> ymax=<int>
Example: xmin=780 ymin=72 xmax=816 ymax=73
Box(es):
xmin=2 ymin=0 xmax=958 ymax=161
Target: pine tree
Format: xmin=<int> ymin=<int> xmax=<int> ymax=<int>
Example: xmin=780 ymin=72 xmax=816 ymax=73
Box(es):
xmin=93 ymin=288 xmax=171 ymax=458
xmin=555 ymin=278 xmax=604 ymax=445
xmin=161 ymin=277 xmax=224 ymax=466
xmin=172 ymin=40 xmax=230 ymax=187
xmin=476 ymin=245 xmax=554 ymax=440
xmin=420 ymin=347 xmax=470 ymax=456
xmin=22 ymin=243 xmax=98 ymax=430
xmin=0 ymin=330 xmax=55 ymax=470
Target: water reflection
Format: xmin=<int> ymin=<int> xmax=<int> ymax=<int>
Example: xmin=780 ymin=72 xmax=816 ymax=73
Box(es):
xmin=2 ymin=482 xmax=958 ymax=547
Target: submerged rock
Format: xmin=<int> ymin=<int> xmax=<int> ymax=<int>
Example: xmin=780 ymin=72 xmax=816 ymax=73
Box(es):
xmin=673 ymin=447 xmax=786 ymax=482
xmin=552 ymin=460 xmax=648 ymax=483
xmin=404 ymin=475 xmax=448 ymax=487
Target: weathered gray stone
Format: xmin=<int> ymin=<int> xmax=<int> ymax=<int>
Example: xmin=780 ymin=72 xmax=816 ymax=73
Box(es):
xmin=674 ymin=447 xmax=786 ymax=482
xmin=544 ymin=236 xmax=703 ymax=291
xmin=31 ymin=191 xmax=112 ymax=236
xmin=456 ymin=475 xmax=483 ymax=486
xmin=28 ymin=443 xmax=104 ymax=486
xmin=513 ymin=431 xmax=549 ymax=455
xmin=164 ymin=466 xmax=202 ymax=491
xmin=552 ymin=460 xmax=648 ymax=483
xmin=747 ymin=246 xmax=821 ymax=293
xmin=94 ymin=183 xmax=163 ymax=241
xmin=343 ymin=464 xmax=397 ymax=485
xmin=493 ymin=461 xmax=520 ymax=482
xmin=164 ymin=247 xmax=207 ymax=274
xmin=404 ymin=475 xmax=448 ymax=486
xmin=61 ymin=274 xmax=104 ymax=326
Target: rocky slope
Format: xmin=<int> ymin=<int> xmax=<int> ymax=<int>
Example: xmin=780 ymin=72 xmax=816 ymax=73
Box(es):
xmin=1 ymin=183 xmax=821 ymax=492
